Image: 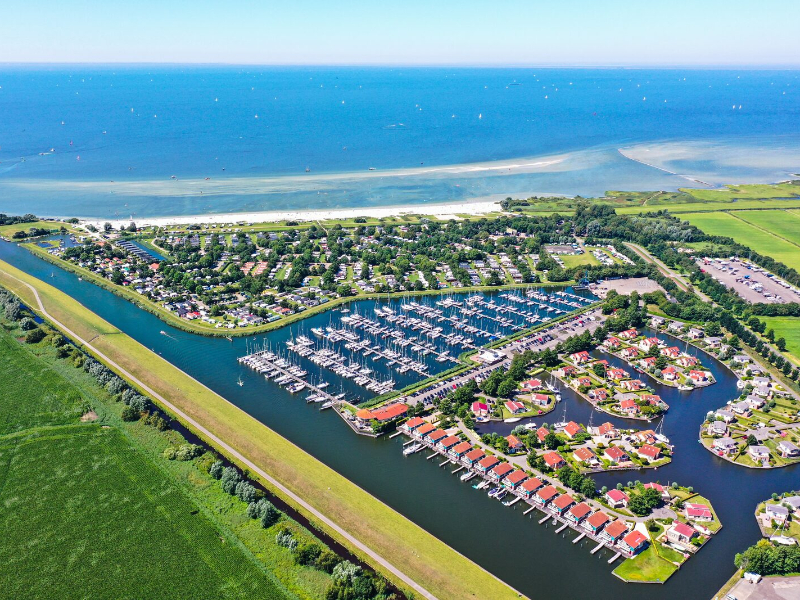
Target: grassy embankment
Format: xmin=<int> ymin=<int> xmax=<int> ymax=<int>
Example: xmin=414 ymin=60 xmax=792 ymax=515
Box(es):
xmin=0 ymin=258 xmax=523 ymax=600
xmin=0 ymin=321 xmax=297 ymax=599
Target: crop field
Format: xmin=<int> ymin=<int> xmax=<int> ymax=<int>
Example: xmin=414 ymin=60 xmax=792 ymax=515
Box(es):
xmin=0 ymin=426 xmax=287 ymax=600
xmin=0 ymin=327 xmax=85 ymax=434
xmin=0 ymin=323 xmax=290 ymax=600
xmin=734 ymin=209 xmax=800 ymax=247
xmin=681 ymin=212 xmax=800 ymax=271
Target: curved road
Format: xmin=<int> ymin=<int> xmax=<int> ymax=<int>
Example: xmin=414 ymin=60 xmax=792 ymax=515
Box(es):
xmin=7 ymin=270 xmax=439 ymax=600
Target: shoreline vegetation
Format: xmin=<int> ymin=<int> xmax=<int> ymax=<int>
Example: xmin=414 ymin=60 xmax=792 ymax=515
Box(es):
xmin=0 ymin=258 xmax=524 ymax=600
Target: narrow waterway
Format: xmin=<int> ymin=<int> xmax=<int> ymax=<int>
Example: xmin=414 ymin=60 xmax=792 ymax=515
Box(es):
xmin=2 ymin=239 xmax=798 ymax=600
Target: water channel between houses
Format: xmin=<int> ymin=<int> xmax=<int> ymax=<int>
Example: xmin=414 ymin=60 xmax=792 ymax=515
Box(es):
xmin=3 ymin=238 xmax=798 ymax=600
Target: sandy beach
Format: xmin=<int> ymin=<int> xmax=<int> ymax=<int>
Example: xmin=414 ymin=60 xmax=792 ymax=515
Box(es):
xmin=80 ymin=199 xmax=506 ymax=229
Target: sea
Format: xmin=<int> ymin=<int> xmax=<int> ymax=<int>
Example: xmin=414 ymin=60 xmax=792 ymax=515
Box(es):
xmin=1 ymin=65 xmax=799 ymax=219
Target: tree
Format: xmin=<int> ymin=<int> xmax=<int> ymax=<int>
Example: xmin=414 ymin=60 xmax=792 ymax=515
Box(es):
xmin=103 ymin=222 xmax=112 ymax=233
xmin=776 ymin=337 xmax=787 ymax=352
xmin=25 ymin=328 xmax=46 ymax=344
xmin=121 ymin=405 xmax=141 ymax=421
xmin=746 ymin=434 xmax=757 ymax=446
xmin=544 ymin=432 xmax=560 ymax=449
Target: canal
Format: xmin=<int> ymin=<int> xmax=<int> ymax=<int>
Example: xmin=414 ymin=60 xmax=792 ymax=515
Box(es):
xmin=2 ymin=239 xmax=798 ymax=600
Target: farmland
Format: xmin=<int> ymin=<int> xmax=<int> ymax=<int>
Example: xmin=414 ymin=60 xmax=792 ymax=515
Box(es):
xmin=0 ymin=321 xmax=303 ymax=600
xmin=734 ymin=209 xmax=800 ymax=247
xmin=681 ymin=212 xmax=800 ymax=271
xmin=0 ymin=426 xmax=288 ymax=600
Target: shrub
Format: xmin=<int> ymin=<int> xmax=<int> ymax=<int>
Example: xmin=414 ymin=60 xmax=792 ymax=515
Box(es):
xmin=220 ymin=467 xmax=241 ymax=495
xmin=260 ymin=503 xmax=281 ymax=528
xmin=19 ymin=317 xmax=37 ymax=330
xmin=25 ymin=328 xmax=46 ymax=344
xmin=121 ymin=405 xmax=141 ymax=421
xmin=294 ymin=542 xmax=322 ymax=566
xmin=163 ymin=446 xmax=177 ymax=460
xmin=174 ymin=443 xmax=202 ymax=461
xmin=235 ymin=480 xmax=258 ymax=503
xmin=209 ymin=460 xmax=224 ymax=479
xmin=316 ymin=550 xmax=339 ymax=573
xmin=332 ymin=560 xmax=361 ymax=583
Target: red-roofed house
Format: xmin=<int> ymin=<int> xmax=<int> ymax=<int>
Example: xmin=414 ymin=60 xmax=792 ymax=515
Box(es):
xmin=462 ymin=448 xmax=486 ymax=465
xmin=520 ymin=378 xmax=542 ymax=391
xmin=476 ymin=455 xmax=500 ymax=474
xmin=552 ymin=494 xmax=575 ymax=515
xmin=570 ymin=351 xmax=591 ymax=364
xmin=619 ymin=398 xmax=640 ymax=415
xmin=520 ymin=477 xmax=544 ymax=499
xmin=355 ymin=402 xmax=408 ymax=425
xmin=604 ymin=446 xmax=630 ymax=465
xmin=504 ymin=470 xmax=528 ymax=490
xmin=530 ymin=393 xmax=551 ymax=407
xmin=506 ymin=434 xmax=525 ymax=454
xmin=601 ymin=520 xmax=628 ymax=544
xmin=400 ymin=416 xmax=425 ymax=433
xmin=661 ymin=346 xmax=681 ymax=359
xmin=604 ymin=336 xmax=622 ymax=349
xmin=554 ymin=365 xmax=577 ymax=378
xmin=568 ymin=502 xmax=593 ymax=524
xmin=564 ymin=421 xmax=583 ymax=439
xmin=677 ymin=356 xmax=698 ymax=368
xmin=639 ymin=356 xmax=657 ymax=369
xmin=427 ymin=430 xmax=447 ymax=445
xmin=490 ymin=462 xmax=514 ymax=482
xmin=571 ymin=376 xmax=593 ymax=390
xmin=639 ymin=337 xmax=661 ymax=352
xmin=667 ymin=522 xmax=697 ymax=545
xmin=643 ymin=482 xmax=670 ymax=501
xmin=621 ymin=347 xmax=639 ymax=360
xmin=414 ymin=422 xmax=435 ymax=439
xmin=573 ymin=447 xmax=600 ymax=467
xmin=589 ymin=388 xmax=609 ymax=402
xmin=622 ymin=530 xmax=649 ymax=555
xmin=542 ymin=451 xmax=566 ymax=470
xmin=505 ymin=401 xmax=526 ymax=414
xmin=685 ymin=502 xmax=713 ymax=522
xmin=607 ymin=368 xmax=628 ymax=381
xmin=449 ymin=441 xmax=472 ymax=459
xmin=641 ymin=394 xmax=663 ymax=406
xmin=636 ymin=444 xmax=661 ymax=461
xmin=471 ymin=401 xmax=489 ymax=418
xmin=604 ymin=489 xmax=630 ymax=508
xmin=689 ymin=370 xmax=709 ymax=383
xmin=536 ymin=426 xmax=550 ymax=443
xmin=620 ymin=379 xmax=643 ymax=391
xmin=618 ymin=328 xmax=638 ymax=340
xmin=662 ymin=366 xmax=679 ymax=381
xmin=584 ymin=511 xmax=610 ymax=534
xmin=437 ymin=435 xmax=461 ymax=451
xmin=535 ymin=485 xmax=558 ymax=505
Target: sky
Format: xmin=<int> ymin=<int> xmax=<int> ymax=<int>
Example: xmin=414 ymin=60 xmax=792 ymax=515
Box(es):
xmin=1 ymin=0 xmax=799 ymax=67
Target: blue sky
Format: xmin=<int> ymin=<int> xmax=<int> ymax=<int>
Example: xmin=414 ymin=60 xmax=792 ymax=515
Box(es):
xmin=2 ymin=0 xmax=798 ymax=66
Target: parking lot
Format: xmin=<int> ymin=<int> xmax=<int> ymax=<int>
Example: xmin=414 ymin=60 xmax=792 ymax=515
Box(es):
xmin=723 ymin=575 xmax=800 ymax=600
xmin=699 ymin=257 xmax=800 ymax=304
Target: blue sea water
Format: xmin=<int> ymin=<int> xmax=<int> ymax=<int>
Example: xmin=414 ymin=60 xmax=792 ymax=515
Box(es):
xmin=1 ymin=66 xmax=799 ymax=218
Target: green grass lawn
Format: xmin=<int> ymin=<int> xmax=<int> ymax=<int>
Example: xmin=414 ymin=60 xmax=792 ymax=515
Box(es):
xmin=612 ymin=543 xmax=679 ymax=583
xmin=560 ymin=253 xmax=600 ymax=269
xmin=681 ymin=212 xmax=800 ymax=271
xmin=0 ymin=426 xmax=287 ymax=600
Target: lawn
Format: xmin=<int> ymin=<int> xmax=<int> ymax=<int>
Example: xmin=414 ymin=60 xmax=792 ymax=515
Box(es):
xmin=0 ymin=219 xmax=69 ymax=238
xmin=560 ymin=253 xmax=600 ymax=269
xmin=0 ymin=426 xmax=287 ymax=600
xmin=612 ymin=543 xmax=678 ymax=583
xmin=0 ymin=259 xmax=522 ymax=600
xmin=681 ymin=212 xmax=800 ymax=271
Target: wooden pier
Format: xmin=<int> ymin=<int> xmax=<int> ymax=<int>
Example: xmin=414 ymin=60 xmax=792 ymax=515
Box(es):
xmin=591 ymin=542 xmax=605 ymax=554
xmin=524 ymin=506 xmax=536 ymax=516
xmin=608 ymin=553 xmax=622 ymax=564
xmin=572 ymin=533 xmax=586 ymax=544
xmin=539 ymin=514 xmax=551 ymax=524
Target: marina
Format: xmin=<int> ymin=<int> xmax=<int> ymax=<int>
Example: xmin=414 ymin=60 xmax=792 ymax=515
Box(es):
xmin=4 ymin=236 xmax=797 ymax=600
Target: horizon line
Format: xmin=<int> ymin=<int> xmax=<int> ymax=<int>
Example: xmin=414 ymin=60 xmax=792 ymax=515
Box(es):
xmin=1 ymin=61 xmax=800 ymax=71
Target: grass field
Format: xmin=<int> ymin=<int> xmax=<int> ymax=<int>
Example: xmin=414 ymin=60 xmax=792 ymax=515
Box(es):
xmin=760 ymin=316 xmax=800 ymax=360
xmin=0 ymin=220 xmax=69 ymax=238
xmin=734 ymin=209 xmax=800 ymax=247
xmin=681 ymin=212 xmax=800 ymax=271
xmin=560 ymin=253 xmax=600 ymax=269
xmin=0 ymin=426 xmax=287 ymax=600
xmin=0 ymin=259 xmax=522 ymax=600
xmin=612 ymin=543 xmax=678 ymax=583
